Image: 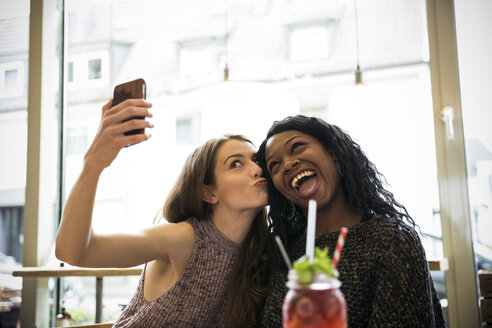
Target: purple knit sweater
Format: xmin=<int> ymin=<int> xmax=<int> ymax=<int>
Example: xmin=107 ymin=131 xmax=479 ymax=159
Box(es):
xmin=113 ymin=217 xmax=240 ymax=328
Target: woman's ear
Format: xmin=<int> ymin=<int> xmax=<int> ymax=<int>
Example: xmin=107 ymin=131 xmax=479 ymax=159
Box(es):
xmin=201 ymin=185 xmax=218 ymax=204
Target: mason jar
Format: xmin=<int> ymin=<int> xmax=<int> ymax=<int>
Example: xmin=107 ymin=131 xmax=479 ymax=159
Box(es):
xmin=283 ymin=270 xmax=347 ymax=328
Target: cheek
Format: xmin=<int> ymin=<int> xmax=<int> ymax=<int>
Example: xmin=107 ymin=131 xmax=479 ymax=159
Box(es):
xmin=271 ymin=175 xmax=284 ymax=192
xmin=218 ymin=177 xmax=246 ymax=195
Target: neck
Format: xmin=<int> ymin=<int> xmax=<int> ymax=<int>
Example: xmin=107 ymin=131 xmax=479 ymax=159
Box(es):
xmin=211 ymin=207 xmax=258 ymax=244
xmin=304 ymin=192 xmax=362 ymax=235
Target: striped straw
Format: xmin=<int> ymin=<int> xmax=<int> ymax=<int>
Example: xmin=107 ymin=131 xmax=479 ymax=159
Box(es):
xmin=332 ymin=227 xmax=348 ymax=269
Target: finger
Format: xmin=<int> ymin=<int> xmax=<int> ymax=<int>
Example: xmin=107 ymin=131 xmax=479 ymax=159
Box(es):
xmin=108 ymin=99 xmax=152 ymax=116
xmin=123 ymin=131 xmax=152 ymax=147
xmin=101 ymin=99 xmax=113 ymax=117
xmin=107 ymin=106 xmax=153 ymax=125
xmin=115 ymin=118 xmax=154 ymax=135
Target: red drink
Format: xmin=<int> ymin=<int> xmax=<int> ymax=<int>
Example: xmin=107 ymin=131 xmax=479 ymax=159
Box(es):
xmin=283 ymin=271 xmax=347 ymax=328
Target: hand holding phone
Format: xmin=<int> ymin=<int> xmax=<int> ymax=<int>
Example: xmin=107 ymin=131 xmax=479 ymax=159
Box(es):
xmin=84 ymin=96 xmax=152 ymax=171
xmin=112 ymin=78 xmax=147 ymax=135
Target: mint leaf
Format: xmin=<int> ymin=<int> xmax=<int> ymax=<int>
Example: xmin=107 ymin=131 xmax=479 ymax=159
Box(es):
xmin=293 ymin=246 xmax=338 ymax=283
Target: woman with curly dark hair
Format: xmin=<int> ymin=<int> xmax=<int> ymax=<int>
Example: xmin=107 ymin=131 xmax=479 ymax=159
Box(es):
xmin=257 ymin=115 xmax=445 ymax=327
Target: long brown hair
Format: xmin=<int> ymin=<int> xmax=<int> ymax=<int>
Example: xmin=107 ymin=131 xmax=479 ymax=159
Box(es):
xmin=160 ymin=135 xmax=270 ymax=327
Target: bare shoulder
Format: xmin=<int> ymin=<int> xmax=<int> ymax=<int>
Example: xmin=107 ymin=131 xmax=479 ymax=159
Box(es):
xmin=149 ymin=221 xmax=195 ymax=260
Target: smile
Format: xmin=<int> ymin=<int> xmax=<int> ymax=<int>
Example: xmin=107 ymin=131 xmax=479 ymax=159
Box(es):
xmin=289 ymin=169 xmax=320 ymax=198
xmin=290 ymin=170 xmax=316 ymax=190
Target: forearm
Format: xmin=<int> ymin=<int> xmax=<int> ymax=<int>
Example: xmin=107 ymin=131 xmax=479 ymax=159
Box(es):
xmin=55 ymin=162 xmax=103 ymax=265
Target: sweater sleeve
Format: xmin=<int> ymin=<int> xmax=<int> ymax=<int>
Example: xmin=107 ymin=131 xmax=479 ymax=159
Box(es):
xmin=368 ymin=225 xmax=444 ymax=328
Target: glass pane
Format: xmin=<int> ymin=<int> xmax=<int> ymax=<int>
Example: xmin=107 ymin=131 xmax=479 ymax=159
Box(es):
xmin=454 ymin=1 xmax=492 ymax=323
xmin=62 ymin=0 xmax=447 ymax=324
xmin=289 ymin=25 xmax=333 ymax=61
xmin=88 ymin=58 xmax=102 ymax=80
xmin=5 ymin=69 xmax=19 ymax=89
xmin=68 ymin=61 xmax=74 ymax=83
xmin=0 ymin=0 xmax=29 ymax=324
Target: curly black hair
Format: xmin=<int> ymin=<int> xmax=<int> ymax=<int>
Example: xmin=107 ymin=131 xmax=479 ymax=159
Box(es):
xmin=257 ymin=115 xmax=416 ymax=252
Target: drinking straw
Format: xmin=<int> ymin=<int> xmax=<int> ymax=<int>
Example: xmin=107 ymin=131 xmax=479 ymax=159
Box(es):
xmin=306 ymin=199 xmax=317 ymax=263
xmin=275 ymin=236 xmax=292 ymax=270
xmin=332 ymin=227 xmax=348 ymax=269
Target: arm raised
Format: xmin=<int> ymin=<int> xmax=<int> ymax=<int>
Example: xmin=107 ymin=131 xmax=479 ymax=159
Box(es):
xmin=55 ymin=98 xmax=172 ymax=267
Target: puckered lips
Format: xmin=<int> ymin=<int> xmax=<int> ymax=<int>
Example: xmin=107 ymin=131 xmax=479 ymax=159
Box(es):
xmin=254 ymin=178 xmax=268 ymax=187
xmin=288 ymin=168 xmax=320 ymax=198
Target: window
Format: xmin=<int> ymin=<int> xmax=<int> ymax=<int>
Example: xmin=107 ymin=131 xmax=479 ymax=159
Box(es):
xmin=66 ymin=52 xmax=108 ymax=88
xmin=176 ymin=118 xmax=192 ymax=143
xmin=0 ymin=8 xmax=29 ymax=325
xmin=68 ymin=61 xmax=74 ymax=83
xmin=54 ymin=0 xmax=450 ymax=324
xmin=5 ymin=69 xmax=18 ymax=89
xmin=0 ymin=61 xmax=24 ymax=98
xmin=178 ymin=38 xmax=224 ymax=85
xmin=88 ymin=58 xmax=102 ymax=80
xmin=0 ymin=206 xmax=24 ymax=263
xmin=176 ymin=114 xmax=200 ymax=145
xmin=67 ymin=127 xmax=87 ymax=155
xmin=289 ymin=21 xmax=337 ymax=62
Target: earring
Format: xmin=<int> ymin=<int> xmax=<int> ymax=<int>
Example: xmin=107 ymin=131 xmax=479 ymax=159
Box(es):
xmin=335 ymin=159 xmax=344 ymax=177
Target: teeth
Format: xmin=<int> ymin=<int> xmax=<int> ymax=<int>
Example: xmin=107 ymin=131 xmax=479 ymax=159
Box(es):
xmin=290 ymin=170 xmax=315 ymax=189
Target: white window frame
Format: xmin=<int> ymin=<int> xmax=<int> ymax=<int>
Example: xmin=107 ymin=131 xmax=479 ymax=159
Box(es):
xmin=426 ymin=0 xmax=480 ymax=326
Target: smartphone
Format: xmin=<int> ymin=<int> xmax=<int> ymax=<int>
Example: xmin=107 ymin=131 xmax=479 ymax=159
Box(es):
xmin=112 ymin=78 xmax=147 ymax=135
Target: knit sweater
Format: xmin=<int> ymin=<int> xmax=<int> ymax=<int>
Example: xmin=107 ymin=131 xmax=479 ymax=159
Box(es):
xmin=261 ymin=216 xmax=445 ymax=328
xmin=113 ymin=217 xmax=240 ymax=328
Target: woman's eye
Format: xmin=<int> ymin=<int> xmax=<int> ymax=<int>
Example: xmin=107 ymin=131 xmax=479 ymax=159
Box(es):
xmin=230 ymin=160 xmax=242 ymax=169
xmin=291 ymin=142 xmax=305 ymax=153
xmin=268 ymin=161 xmax=279 ymax=172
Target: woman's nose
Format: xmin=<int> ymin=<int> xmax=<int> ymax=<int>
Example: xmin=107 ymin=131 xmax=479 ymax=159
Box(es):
xmin=252 ymin=162 xmax=263 ymax=177
xmin=283 ymin=159 xmax=299 ymax=174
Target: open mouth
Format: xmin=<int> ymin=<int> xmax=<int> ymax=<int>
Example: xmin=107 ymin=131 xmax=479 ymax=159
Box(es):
xmin=290 ymin=170 xmax=319 ymax=197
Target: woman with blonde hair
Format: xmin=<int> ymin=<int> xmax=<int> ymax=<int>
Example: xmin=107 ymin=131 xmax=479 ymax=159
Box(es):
xmin=55 ymin=98 xmax=270 ymax=327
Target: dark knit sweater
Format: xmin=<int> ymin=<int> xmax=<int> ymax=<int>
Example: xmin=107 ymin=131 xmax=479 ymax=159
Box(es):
xmin=113 ymin=217 xmax=240 ymax=328
xmin=261 ymin=216 xmax=445 ymax=328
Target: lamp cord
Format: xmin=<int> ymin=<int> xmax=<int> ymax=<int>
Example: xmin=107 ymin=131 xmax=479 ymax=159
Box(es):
xmin=354 ymin=0 xmax=360 ymax=70
xmin=224 ymin=0 xmax=229 ymax=81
